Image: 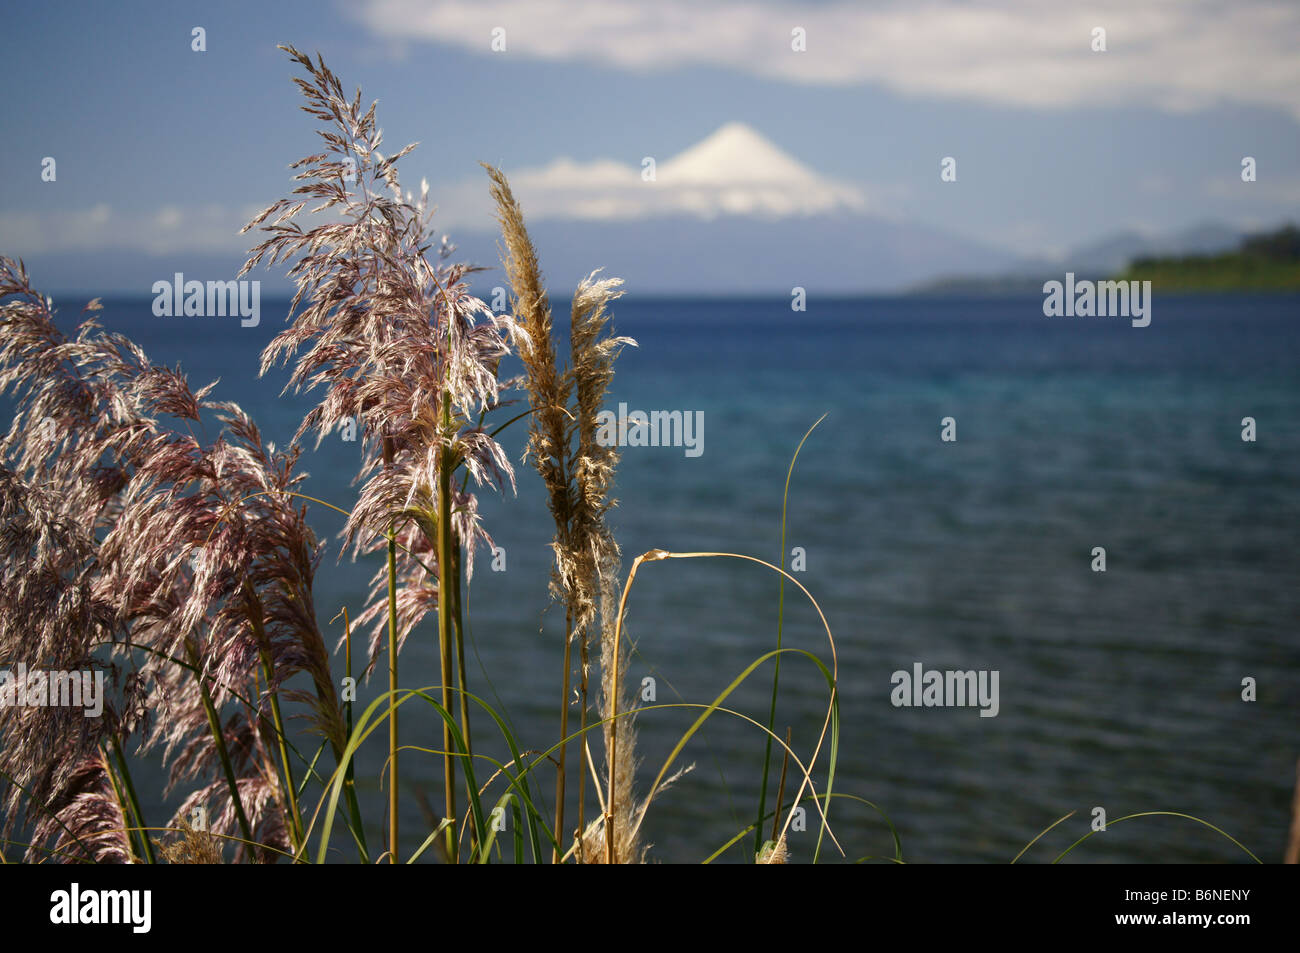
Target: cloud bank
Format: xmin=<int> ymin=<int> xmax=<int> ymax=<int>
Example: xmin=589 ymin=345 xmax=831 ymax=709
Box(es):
xmin=352 ymin=0 xmax=1300 ymax=119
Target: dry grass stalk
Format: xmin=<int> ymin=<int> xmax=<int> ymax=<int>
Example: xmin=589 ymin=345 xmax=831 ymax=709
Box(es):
xmin=483 ymin=165 xmax=644 ymax=861
xmin=571 ymin=276 xmax=642 ymax=863
xmin=158 ymin=818 xmax=225 ymax=865
xmin=242 ymin=47 xmax=529 ymax=857
xmin=756 ymin=836 xmax=789 ymax=865
xmin=244 ymin=49 xmax=527 ymax=664
xmin=483 ymin=164 xmax=576 ymax=859
xmin=241 ymin=44 xmax=529 ymax=667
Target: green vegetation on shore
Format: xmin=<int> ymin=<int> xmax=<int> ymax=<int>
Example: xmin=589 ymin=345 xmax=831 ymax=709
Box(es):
xmin=1118 ymin=225 xmax=1300 ymax=291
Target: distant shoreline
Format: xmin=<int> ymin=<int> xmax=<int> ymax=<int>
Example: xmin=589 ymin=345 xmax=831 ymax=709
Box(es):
xmin=1117 ymin=225 xmax=1300 ymax=291
xmin=911 ymin=224 xmax=1300 ymax=295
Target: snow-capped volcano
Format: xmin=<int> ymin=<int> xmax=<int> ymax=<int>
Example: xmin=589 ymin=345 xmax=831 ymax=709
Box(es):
xmin=659 ymin=121 xmax=823 ymax=186
xmin=495 ymin=121 xmax=866 ymax=221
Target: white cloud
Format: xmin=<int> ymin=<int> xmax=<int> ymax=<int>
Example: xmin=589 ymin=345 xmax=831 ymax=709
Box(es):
xmin=351 ymin=0 xmax=1300 ymax=119
xmin=1204 ymin=176 xmax=1300 ymax=203
xmin=154 ymin=205 xmax=184 ymax=230
xmin=0 ymin=204 xmax=259 ymax=255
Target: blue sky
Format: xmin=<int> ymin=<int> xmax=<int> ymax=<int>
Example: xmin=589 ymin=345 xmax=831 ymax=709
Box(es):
xmin=3 ymin=0 xmax=1299 ymax=289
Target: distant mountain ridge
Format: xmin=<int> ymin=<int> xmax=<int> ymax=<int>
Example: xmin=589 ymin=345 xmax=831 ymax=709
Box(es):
xmin=910 ymin=222 xmax=1249 ymax=294
xmin=22 ymin=219 xmax=1266 ymax=301
xmin=10 ymin=123 xmax=1020 ymax=298
xmin=6 ymin=120 xmax=1271 ymax=299
xmin=23 ymin=213 xmax=1028 ymax=299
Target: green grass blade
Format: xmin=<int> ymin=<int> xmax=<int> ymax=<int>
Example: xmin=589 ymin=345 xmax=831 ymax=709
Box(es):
xmin=755 ymin=413 xmax=827 ymax=858
xmin=1011 ymin=811 xmax=1075 ymax=863
xmin=407 ymin=818 xmax=454 ymax=864
xmin=1052 ymin=811 xmax=1261 ymax=864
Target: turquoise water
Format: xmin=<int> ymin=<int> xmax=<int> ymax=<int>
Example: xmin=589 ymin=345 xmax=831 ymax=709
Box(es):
xmin=36 ymin=292 xmax=1300 ymax=862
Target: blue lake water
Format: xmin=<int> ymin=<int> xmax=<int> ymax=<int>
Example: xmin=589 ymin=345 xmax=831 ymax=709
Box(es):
xmin=25 ymin=292 xmax=1300 ymax=863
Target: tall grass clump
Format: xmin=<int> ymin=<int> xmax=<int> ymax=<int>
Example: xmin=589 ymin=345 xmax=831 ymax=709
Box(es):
xmin=484 ymin=165 xmax=643 ymax=860
xmin=0 ymin=259 xmax=357 ymax=862
xmin=4 ymin=44 xmax=1253 ymax=868
xmin=241 ymin=46 xmax=528 ymax=860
